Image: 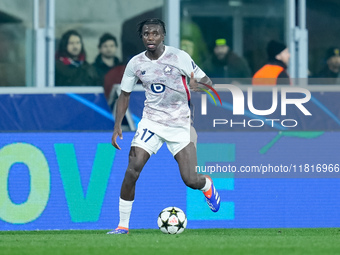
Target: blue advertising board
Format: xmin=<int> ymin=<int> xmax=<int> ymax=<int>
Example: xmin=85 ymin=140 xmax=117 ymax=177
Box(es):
xmin=1 ymin=131 xmax=340 ymax=230
xmin=1 ymin=90 xmax=340 ymax=131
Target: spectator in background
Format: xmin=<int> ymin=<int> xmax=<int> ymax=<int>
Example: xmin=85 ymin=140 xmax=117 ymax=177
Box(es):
xmin=180 ymin=37 xmax=195 ymax=59
xmin=316 ymin=47 xmax=340 ymax=84
xmin=252 ymin=40 xmax=291 ymax=86
xmin=93 ymin=33 xmax=121 ymax=85
xmin=55 ymin=30 xmax=99 ymax=86
xmin=180 ymin=19 xmax=209 ymax=67
xmin=202 ymin=38 xmax=251 ymax=84
xmin=103 ymin=65 xmax=126 ymax=110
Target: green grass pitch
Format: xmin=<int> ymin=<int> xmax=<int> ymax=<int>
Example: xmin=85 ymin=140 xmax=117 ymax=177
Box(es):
xmin=1 ymin=228 xmax=340 ymax=255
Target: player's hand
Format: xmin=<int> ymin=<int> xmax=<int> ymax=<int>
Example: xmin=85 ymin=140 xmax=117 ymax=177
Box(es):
xmin=111 ymin=126 xmax=123 ymax=150
xmin=189 ymin=72 xmax=201 ymax=92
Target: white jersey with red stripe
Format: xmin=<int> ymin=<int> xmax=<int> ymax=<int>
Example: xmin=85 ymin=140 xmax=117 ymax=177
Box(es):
xmin=120 ymin=45 xmax=206 ymax=127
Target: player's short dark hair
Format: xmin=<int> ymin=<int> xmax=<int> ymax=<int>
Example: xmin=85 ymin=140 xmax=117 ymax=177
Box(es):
xmin=98 ymin=33 xmax=118 ymax=48
xmin=137 ymin=18 xmax=166 ymax=38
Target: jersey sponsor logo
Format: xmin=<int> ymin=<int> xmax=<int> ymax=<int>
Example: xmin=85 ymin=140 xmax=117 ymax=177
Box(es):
xmin=191 ymin=61 xmax=197 ymax=70
xmin=151 ymin=83 xmax=166 ymax=93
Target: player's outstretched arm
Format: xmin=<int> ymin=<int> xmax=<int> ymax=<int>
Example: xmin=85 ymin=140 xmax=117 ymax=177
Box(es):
xmin=111 ymin=90 xmax=131 ymax=150
xmin=189 ymin=72 xmax=213 ymax=91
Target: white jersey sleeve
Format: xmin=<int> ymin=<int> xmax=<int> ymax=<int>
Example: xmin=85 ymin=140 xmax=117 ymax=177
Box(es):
xmin=177 ymin=50 xmax=206 ymax=80
xmin=120 ymin=58 xmax=139 ymax=93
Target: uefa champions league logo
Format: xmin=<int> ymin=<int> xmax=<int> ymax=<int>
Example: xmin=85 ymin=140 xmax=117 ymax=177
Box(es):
xmin=199 ymin=84 xmax=312 ymax=128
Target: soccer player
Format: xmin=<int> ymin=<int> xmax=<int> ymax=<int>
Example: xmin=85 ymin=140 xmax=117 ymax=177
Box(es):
xmin=107 ymin=18 xmax=220 ymax=235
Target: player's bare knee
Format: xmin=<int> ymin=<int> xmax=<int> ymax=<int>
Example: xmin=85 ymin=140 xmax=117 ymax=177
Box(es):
xmin=124 ymin=167 xmax=140 ymax=183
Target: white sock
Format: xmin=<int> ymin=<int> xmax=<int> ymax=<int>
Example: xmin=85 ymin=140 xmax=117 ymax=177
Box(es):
xmin=118 ymin=197 xmax=133 ymax=229
xmin=200 ymin=177 xmax=212 ymax=192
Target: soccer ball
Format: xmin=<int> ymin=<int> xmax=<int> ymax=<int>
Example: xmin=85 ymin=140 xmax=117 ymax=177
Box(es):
xmin=157 ymin=206 xmax=187 ymax=234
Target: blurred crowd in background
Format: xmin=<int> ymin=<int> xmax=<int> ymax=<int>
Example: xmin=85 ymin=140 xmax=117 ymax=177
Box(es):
xmin=1 ymin=0 xmax=340 ymax=89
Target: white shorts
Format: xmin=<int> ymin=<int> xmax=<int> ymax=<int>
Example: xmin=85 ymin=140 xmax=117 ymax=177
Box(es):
xmin=131 ymin=118 xmax=191 ymax=156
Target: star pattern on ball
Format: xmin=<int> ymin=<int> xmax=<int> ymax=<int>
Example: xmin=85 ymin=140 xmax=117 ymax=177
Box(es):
xmin=167 ymin=207 xmax=180 ymax=216
xmin=160 ymin=218 xmax=170 ymax=229
xmin=176 ymin=219 xmax=185 ymax=229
